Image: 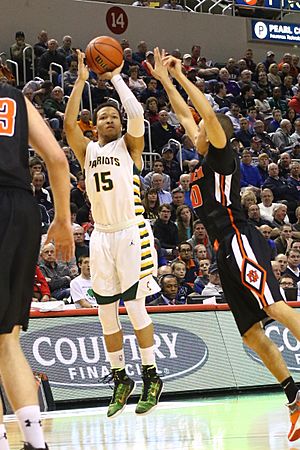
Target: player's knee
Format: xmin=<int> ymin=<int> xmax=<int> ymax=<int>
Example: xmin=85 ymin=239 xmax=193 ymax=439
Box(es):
xmin=242 ymin=322 xmax=263 ymax=348
xmin=264 ymin=301 xmax=289 ymax=322
xmin=98 ymin=303 xmax=122 ymax=335
xmin=125 ymin=297 xmax=152 ymax=331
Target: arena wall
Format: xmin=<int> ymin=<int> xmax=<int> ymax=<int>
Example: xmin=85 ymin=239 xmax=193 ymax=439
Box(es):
xmin=2 ymin=0 xmax=300 ymax=66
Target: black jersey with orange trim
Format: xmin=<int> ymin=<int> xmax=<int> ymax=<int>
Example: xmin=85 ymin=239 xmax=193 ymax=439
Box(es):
xmin=0 ymin=84 xmax=31 ymax=191
xmin=190 ymin=141 xmax=247 ymax=243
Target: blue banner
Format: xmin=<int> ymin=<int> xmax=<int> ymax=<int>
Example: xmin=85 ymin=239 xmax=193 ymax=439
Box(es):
xmin=252 ymin=19 xmax=300 ymax=43
xmin=236 ymin=0 xmax=300 ymax=10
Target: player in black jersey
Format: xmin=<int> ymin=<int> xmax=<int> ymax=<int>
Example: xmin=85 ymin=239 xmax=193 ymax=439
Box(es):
xmin=0 ymin=83 xmax=74 ymax=450
xmin=148 ymin=48 xmax=300 ymax=443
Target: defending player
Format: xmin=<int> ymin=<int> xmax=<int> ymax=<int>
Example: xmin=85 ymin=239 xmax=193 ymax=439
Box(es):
xmin=64 ymin=51 xmax=162 ymax=418
xmin=148 ymin=48 xmax=300 ymax=442
xmin=0 ymin=83 xmax=73 ymax=450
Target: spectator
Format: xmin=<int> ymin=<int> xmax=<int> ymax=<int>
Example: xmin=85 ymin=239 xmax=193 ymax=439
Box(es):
xmin=225 ymin=103 xmax=241 ymax=132
xmin=63 ymin=58 xmax=79 ymax=94
xmin=33 ymin=30 xmax=48 ymax=60
xmin=213 ymin=82 xmax=232 ymax=112
xmin=284 ymin=249 xmax=300 ymax=284
xmin=148 ymin=274 xmax=179 ymax=305
xmin=271 ymin=260 xmax=282 ymax=281
xmin=267 ymin=64 xmax=282 ymax=88
xmin=291 ymin=118 xmax=300 ymax=144
xmin=153 ymin=203 xmax=179 ymax=251
xmin=275 ymin=253 xmax=288 ymax=275
xmin=267 ymin=109 xmax=282 ymax=133
xmin=171 ymin=260 xmax=193 ymax=304
xmin=57 ymin=35 xmax=73 ymax=59
xmin=128 ymin=65 xmax=147 ymax=97
xmin=187 ymin=220 xmax=214 ymax=260
xmin=32 ymin=266 xmax=52 ymax=303
xmin=140 ymin=78 xmax=160 ymax=104
xmin=272 ymin=119 xmax=294 ymax=153
xmin=240 ymin=149 xmax=262 ymax=191
xmin=271 ymin=203 xmax=289 ymax=229
xmin=70 ymin=256 xmax=97 ymax=308
xmin=256 ymin=153 xmax=270 ymax=183
xmin=73 ymin=225 xmax=89 ymax=263
xmin=247 ymin=204 xmax=271 ymax=227
xmin=169 ymin=187 xmax=185 ymax=221
xmin=282 ymin=76 xmax=294 ymax=100
xmin=77 ymin=109 xmax=94 ymax=135
xmin=144 ymin=158 xmax=171 ymax=191
xmin=140 ymin=51 xmax=155 ymax=78
xmin=201 ymin=263 xmax=223 ymax=297
xmin=278 ymin=152 xmax=292 ymax=179
xmin=262 ymin=163 xmax=296 ymax=204
xmin=10 ymin=31 xmax=32 ymax=83
xmin=43 ymin=86 xmax=65 ymax=136
xmin=238 ymin=69 xmax=259 ymax=91
xmin=235 ymin=85 xmax=255 ymax=116
xmin=274 ymin=224 xmax=293 ymax=255
xmin=142 ymin=187 xmax=160 ymax=224
xmin=269 ymin=87 xmax=288 ymax=115
xmin=151 ymin=109 xmax=178 ymax=153
xmin=194 ymin=244 xmax=209 ymax=263
xmin=235 ymin=117 xmax=254 ymax=148
xmin=176 ymin=205 xmax=194 ymax=243
xmin=292 ymin=206 xmax=300 ymax=233
xmin=179 ymin=134 xmax=199 ymax=168
xmin=259 ymin=224 xmax=277 ymax=260
xmin=32 ymin=171 xmax=53 ymax=211
xmin=194 ymin=258 xmax=210 ymax=293
xmin=91 ymin=77 xmax=114 ymax=109
xmin=263 ymin=50 xmax=276 ymax=72
xmin=38 ymin=38 xmax=67 ymax=81
xmin=144 ymin=96 xmax=159 ymax=124
xmin=179 ymin=173 xmax=192 ymax=208
xmin=71 ymin=171 xmax=86 ymax=209
xmin=133 ymin=41 xmax=147 ymax=63
xmin=218 ymin=67 xmax=240 ymax=97
xmin=254 ymin=89 xmax=272 ymax=119
xmin=161 ymin=145 xmax=182 ymax=190
xmin=240 ymin=189 xmax=257 ymax=216
xmin=173 ymin=242 xmax=199 ymax=284
xmin=151 ymin=173 xmax=172 ymax=205
xmin=253 ymin=120 xmax=279 ymax=157
xmin=258 ymin=188 xmax=284 ymax=223
xmin=39 ymin=243 xmax=72 ymax=300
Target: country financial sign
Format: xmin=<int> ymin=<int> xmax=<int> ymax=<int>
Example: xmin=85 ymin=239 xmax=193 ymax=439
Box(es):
xmin=245 ymin=322 xmax=300 ymax=371
xmin=22 ymin=321 xmax=208 ymax=388
xmin=251 ymin=19 xmax=300 ymax=43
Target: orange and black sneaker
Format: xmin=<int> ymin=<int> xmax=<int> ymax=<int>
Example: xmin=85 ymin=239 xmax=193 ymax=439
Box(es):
xmin=288 ymin=390 xmax=300 ymax=442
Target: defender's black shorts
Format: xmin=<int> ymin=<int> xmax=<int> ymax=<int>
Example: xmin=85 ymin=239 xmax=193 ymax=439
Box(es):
xmin=217 ymin=223 xmax=283 ymax=336
xmin=0 ymin=189 xmax=41 ymax=334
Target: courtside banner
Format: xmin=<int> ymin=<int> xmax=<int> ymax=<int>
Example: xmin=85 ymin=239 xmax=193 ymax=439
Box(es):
xmin=251 ymin=19 xmax=300 ymax=43
xmin=20 ymin=309 xmax=300 ymax=403
xmin=236 ymin=0 xmax=300 ymax=10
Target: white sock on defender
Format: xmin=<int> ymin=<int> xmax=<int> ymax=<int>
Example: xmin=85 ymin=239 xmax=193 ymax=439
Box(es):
xmin=139 ymin=346 xmax=156 ymax=366
xmin=15 ymin=405 xmax=45 ymax=448
xmin=0 ymin=424 xmax=9 ymax=450
xmin=108 ymin=349 xmax=125 ymax=369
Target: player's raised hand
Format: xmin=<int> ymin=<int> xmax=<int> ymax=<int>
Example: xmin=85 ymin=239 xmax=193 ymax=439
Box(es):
xmin=45 ymin=219 xmax=75 ymax=262
xmin=98 ymin=61 xmax=124 ymax=80
xmin=162 ymin=55 xmax=183 ymax=79
xmin=146 ymin=47 xmax=169 ymax=83
xmin=77 ymin=49 xmax=89 ymax=82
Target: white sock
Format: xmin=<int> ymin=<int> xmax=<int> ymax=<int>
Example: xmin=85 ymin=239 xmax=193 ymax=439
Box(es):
xmin=108 ymin=349 xmax=125 ymax=369
xmin=0 ymin=424 xmax=9 ymax=450
xmin=139 ymin=346 xmax=156 ymax=366
xmin=15 ymin=405 xmax=45 ymax=449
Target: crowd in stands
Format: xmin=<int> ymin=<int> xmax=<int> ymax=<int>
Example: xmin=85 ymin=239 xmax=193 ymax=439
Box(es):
xmin=3 ymin=29 xmax=300 ymax=307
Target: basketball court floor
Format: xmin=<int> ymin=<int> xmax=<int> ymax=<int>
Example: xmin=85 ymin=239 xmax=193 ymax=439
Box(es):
xmin=4 ymin=392 xmax=300 ymax=450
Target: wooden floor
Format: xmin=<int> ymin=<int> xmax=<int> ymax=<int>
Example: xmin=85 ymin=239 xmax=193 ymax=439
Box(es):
xmin=4 ymin=392 xmax=300 ymax=450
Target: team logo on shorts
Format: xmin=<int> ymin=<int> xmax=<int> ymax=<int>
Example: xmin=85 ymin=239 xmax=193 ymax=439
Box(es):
xmin=241 ymin=257 xmax=266 ymax=296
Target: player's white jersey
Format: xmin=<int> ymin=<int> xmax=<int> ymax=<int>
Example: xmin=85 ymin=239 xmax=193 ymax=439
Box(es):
xmin=84 ymin=136 xmax=144 ymax=230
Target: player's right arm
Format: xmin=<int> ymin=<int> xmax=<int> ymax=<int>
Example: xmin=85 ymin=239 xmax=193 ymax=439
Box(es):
xmin=148 ymin=48 xmax=198 ymax=145
xmin=64 ymin=50 xmax=90 ymax=168
xmin=26 ymin=98 xmax=74 ymax=261
xmin=163 ymin=53 xmax=226 ymax=150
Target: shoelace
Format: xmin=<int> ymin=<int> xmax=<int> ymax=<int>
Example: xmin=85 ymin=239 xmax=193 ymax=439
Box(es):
xmin=99 ymin=372 xmax=114 ymax=390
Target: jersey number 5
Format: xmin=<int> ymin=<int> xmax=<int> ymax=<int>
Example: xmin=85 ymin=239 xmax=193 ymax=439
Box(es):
xmin=0 ymin=98 xmax=17 ymax=137
xmin=93 ymin=171 xmax=113 ymax=192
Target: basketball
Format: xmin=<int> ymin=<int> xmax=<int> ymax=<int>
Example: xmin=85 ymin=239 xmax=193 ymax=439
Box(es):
xmin=85 ymin=36 xmax=123 ymax=75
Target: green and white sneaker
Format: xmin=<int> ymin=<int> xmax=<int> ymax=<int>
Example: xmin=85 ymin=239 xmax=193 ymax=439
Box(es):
xmin=107 ymin=368 xmax=135 ymax=419
xmin=135 ymin=365 xmax=163 ymax=416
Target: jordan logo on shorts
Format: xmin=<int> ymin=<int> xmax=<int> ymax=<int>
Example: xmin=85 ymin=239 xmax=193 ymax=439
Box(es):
xmin=129 ymin=240 xmax=135 ymax=246
xmin=241 ymin=257 xmax=266 ymax=296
